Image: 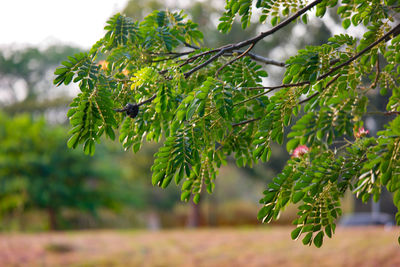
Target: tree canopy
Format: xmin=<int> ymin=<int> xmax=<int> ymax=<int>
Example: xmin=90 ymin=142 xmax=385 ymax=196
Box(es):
xmin=55 ymin=0 xmax=400 ymax=247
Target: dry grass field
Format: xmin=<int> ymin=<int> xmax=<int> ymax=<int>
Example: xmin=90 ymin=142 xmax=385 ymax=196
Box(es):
xmin=0 ymin=227 xmax=399 ymax=267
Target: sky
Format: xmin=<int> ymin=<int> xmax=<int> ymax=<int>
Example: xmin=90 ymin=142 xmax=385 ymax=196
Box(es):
xmin=0 ymin=0 xmax=129 ymax=49
xmin=0 ymin=0 xmax=349 ymax=51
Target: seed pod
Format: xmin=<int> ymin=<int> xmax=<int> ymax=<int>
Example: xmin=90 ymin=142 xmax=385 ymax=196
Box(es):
xmin=125 ymin=103 xmax=139 ymax=118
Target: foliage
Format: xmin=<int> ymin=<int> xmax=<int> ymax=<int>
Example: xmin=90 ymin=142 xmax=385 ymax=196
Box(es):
xmin=55 ymin=1 xmax=400 ymax=246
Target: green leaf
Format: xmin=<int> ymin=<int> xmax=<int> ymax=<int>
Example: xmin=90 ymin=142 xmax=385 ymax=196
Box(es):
xmin=382 ymin=171 xmax=391 ymax=185
xmin=302 ymin=232 xmax=312 ymax=245
xmin=161 ymin=174 xmax=173 ymax=188
xmin=283 ymin=75 xmax=293 ymax=84
xmin=380 ymin=160 xmax=390 ymax=174
xmin=193 ymin=193 xmax=200 ymax=204
xmin=257 ymin=205 xmax=273 ymax=221
xmin=325 ymin=225 xmax=332 ymax=238
xmin=181 ymin=191 xmax=191 ymax=202
xmin=186 ymin=105 xmax=197 ymax=120
xmin=152 ymin=172 xmax=165 ymax=186
xmin=54 ymin=67 xmax=69 ymax=75
xmin=316 ymin=6 xmax=326 ymax=17
xmin=83 ymin=139 xmax=95 ymax=156
xmin=292 ymin=191 xmax=305 ymax=203
xmin=182 ymin=180 xmax=193 ymax=191
xmin=313 ymin=231 xmax=324 ymax=248
xmin=286 ymin=138 xmax=299 ymax=153
xmin=271 ymin=16 xmax=278 ymax=26
xmin=67 ymin=133 xmax=80 ymax=149
xmin=302 ymin=14 xmax=308 ymax=24
xmin=291 ymin=226 xmax=303 ymax=240
xmin=342 ymin=19 xmax=351 ymax=29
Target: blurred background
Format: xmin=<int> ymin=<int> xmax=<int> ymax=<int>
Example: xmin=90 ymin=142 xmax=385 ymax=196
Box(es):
xmin=0 ymin=0 xmax=399 ymax=266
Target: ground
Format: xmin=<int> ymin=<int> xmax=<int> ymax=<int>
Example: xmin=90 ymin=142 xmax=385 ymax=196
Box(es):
xmin=0 ymin=227 xmax=399 ymax=266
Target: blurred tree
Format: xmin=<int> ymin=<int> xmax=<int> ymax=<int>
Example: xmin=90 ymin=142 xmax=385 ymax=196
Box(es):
xmin=0 ymin=112 xmax=129 ymax=230
xmin=0 ymin=45 xmax=82 ymax=116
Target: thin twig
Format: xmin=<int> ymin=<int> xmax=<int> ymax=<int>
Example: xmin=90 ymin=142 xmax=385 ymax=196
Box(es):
xmin=229 ymin=0 xmax=323 ymax=50
xmin=318 ymin=23 xmax=400 ymax=81
xmin=298 ymin=92 xmax=319 ymax=104
xmin=150 ymin=54 xmax=186 ymax=63
xmin=370 ymin=57 xmax=380 ymax=89
xmin=243 ymin=81 xmax=309 ymax=91
xmin=138 ymin=94 xmax=157 ymax=106
xmin=184 ymin=46 xmax=232 ymax=78
xmin=201 ymin=51 xmax=285 ymax=67
xmin=179 ymin=48 xmax=221 ymax=68
xmin=232 ymin=117 xmax=261 ymax=127
xmin=366 ymin=110 xmax=400 ymax=116
xmin=287 ymin=23 xmax=400 ymax=105
xmin=149 ymin=51 xmax=194 ymax=56
xmin=298 ymin=74 xmax=340 ymax=104
xmin=190 ymin=21 xmax=400 ymax=124
xmin=184 ymin=42 xmax=200 ymax=50
xmin=296 ymin=23 xmax=400 ymax=104
xmin=246 ymin=52 xmax=286 ymax=67
xmin=215 ymin=43 xmax=255 ymax=78
xmin=239 ymin=22 xmax=400 ymax=104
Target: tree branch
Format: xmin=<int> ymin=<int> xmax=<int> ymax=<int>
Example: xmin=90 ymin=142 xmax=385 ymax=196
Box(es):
xmin=222 ymin=50 xmax=286 ymax=66
xmin=245 ymin=52 xmax=286 ymax=67
xmin=184 ymin=45 xmax=233 ymax=78
xmin=182 ymin=0 xmax=322 ymax=78
xmin=318 ymin=23 xmax=400 ymax=81
xmin=232 ymin=0 xmax=322 ymax=50
xmin=183 ymin=42 xmax=200 ymax=50
xmin=181 ymin=10 xmax=400 ymax=128
xmin=266 ymin=23 xmax=400 ymax=105
xmin=138 ymin=94 xmax=157 ymax=106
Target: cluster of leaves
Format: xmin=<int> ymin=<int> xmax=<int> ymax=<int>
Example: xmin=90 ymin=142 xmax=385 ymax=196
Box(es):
xmin=259 ymin=149 xmax=343 ymax=247
xmin=55 ymin=0 xmax=400 ymax=246
xmin=54 ymin=11 xmax=203 ymax=156
xmin=218 ymin=0 xmax=340 ymax=32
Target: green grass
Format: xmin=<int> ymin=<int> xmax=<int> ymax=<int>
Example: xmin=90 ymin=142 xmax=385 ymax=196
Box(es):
xmin=0 ymin=227 xmax=399 ymax=266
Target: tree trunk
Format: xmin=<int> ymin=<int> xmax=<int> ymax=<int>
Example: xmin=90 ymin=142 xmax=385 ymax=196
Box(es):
xmin=48 ymin=208 xmax=58 ymax=230
xmin=187 ymin=199 xmax=201 ymax=228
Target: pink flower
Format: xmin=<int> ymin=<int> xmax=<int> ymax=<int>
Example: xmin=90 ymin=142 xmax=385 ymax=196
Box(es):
xmin=292 ymin=145 xmax=309 ymax=158
xmin=354 ymin=127 xmax=369 ymax=138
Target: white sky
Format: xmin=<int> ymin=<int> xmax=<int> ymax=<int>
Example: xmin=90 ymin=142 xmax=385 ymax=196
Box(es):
xmin=0 ymin=0 xmax=129 ymax=49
